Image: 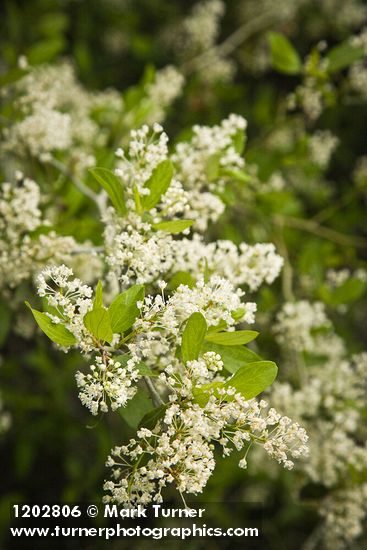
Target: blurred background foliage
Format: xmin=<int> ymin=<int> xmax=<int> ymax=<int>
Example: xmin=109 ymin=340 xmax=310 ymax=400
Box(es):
xmin=1 ymin=0 xmax=367 ymax=548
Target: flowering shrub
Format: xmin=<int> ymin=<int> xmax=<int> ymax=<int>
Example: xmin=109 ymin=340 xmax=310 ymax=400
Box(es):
xmin=21 ymin=113 xmax=306 ymax=504
xmin=1 ymin=1 xmax=367 ymax=548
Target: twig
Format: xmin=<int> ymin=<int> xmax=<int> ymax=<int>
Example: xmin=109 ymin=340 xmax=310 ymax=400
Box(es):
xmin=274 ymin=214 xmax=367 ymax=248
xmin=302 ymin=524 xmax=323 ymax=550
xmin=273 ymin=224 xmax=295 ymax=302
xmin=48 ymin=158 xmax=106 ymax=215
xmin=70 ymin=246 xmax=104 ymax=255
xmin=144 ymin=376 xmax=164 ymax=407
xmin=182 ymin=8 xmax=283 ymax=74
xmin=311 ymin=192 xmax=355 ymax=224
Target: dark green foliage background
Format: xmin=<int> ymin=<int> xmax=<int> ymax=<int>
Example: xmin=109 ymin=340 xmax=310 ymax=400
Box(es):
xmin=1 ymin=1 xmax=367 ymax=548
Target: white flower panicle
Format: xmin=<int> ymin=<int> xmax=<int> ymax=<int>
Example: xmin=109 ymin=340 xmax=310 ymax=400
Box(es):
xmin=2 ymin=61 xmax=121 ymax=162
xmin=16 ymin=84 xmax=313 ymax=511
xmin=173 ymin=114 xmax=246 ymax=190
xmin=320 ymin=484 xmax=367 ymax=550
xmin=274 ymin=300 xmax=332 ymax=353
xmin=172 ymin=236 xmax=283 ymax=291
xmin=136 ymin=275 xmax=255 ymax=337
xmin=308 ymin=130 xmax=339 ymax=168
xmin=76 ymin=356 xmax=140 ymax=416
xmin=105 ymin=118 xmax=279 ymax=290
xmin=3 ymin=108 xmax=72 ymax=160
xmin=183 ymin=0 xmax=225 ymax=51
xmin=103 ymin=211 xmax=176 ymax=287
xmin=0 ymin=393 xmax=11 ymax=435
xmin=36 ymin=265 xmax=95 ymax=353
xmin=0 ymin=175 xmax=97 ymax=292
xmin=125 ymin=275 xmax=256 ymax=372
xmin=162 ymin=275 xmax=256 ymax=327
xmin=271 ymin=352 xmax=367 ymax=488
xmin=115 ymin=125 xmax=169 ymax=202
xmin=104 ymin=387 xmax=308 ymax=505
xmin=144 ymin=66 xmax=185 ymax=123
xmin=326 ymin=267 xmax=367 ymax=289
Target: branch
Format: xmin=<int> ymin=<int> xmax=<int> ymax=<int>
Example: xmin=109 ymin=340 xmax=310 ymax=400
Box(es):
xmin=273 ymin=227 xmax=295 ymax=302
xmin=144 ymin=377 xmax=164 ymax=407
xmin=70 ymin=246 xmax=104 ymax=255
xmin=182 ymin=8 xmax=283 ymax=74
xmin=274 ymin=215 xmax=367 ymax=248
xmin=48 ymin=158 xmax=106 ymax=215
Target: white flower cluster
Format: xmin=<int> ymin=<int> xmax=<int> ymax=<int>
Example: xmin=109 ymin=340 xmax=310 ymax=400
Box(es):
xmin=183 ymin=0 xmax=224 ymax=51
xmin=172 ymin=114 xmax=247 ymax=229
xmin=271 ymin=353 xmax=367 ymax=486
xmin=173 ymin=114 xmax=246 ymax=191
xmin=348 ymin=61 xmax=367 ymax=99
xmin=289 ymin=83 xmax=324 ymax=121
xmin=320 ymin=484 xmax=367 ymax=550
xmin=274 ymin=300 xmax=332 ymax=353
xmin=326 ymin=267 xmax=367 ymax=288
xmin=113 ymin=115 xmax=247 ymax=234
xmin=353 ymin=154 xmax=367 ymax=187
xmin=2 ymin=61 xmax=121 ymax=165
xmin=350 ymin=26 xmax=367 ymax=53
xmin=36 ymin=265 xmax=95 ymax=353
xmin=115 ymin=124 xmax=168 ymax=202
xmin=0 ymin=392 xmax=11 ymax=435
xmin=164 ymin=275 xmax=256 ymax=326
xmin=138 ymin=275 xmax=255 ymax=332
xmin=76 ymin=356 xmax=140 ymax=416
xmin=104 ymin=383 xmax=308 ymax=505
xmin=0 ymin=175 xmax=93 ymax=292
xmin=104 ymin=211 xmax=176 ymax=287
xmin=184 ymin=190 xmax=225 ymax=231
xmin=308 ymin=130 xmax=339 ymax=168
xmin=172 ymin=236 xmax=284 ymax=291
xmin=179 ymin=0 xmax=235 ymax=82
xmin=3 ymin=108 xmax=72 ymax=160
xmin=105 ymin=119 xmax=279 ymax=288
xmin=144 ymin=66 xmax=185 ymax=123
xmin=130 ymin=276 xmax=256 ymax=370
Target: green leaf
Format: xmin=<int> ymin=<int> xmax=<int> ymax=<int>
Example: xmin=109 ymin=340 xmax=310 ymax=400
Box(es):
xmin=26 ymin=37 xmax=65 ymax=65
xmin=268 ymin=32 xmax=302 ymax=75
xmin=205 ymin=330 xmax=259 ymax=346
xmin=93 ymin=281 xmax=103 ymax=309
xmin=224 ymin=361 xmax=278 ymax=399
xmin=205 ymin=154 xmax=221 ymax=180
xmin=206 ymin=308 xmax=246 ymax=334
xmin=89 ymin=167 xmax=126 ymax=215
xmin=133 ymin=186 xmax=142 ymax=213
xmin=168 ymin=271 xmax=196 ymax=290
xmin=83 ymin=308 xmax=113 ymax=344
xmin=202 ymin=342 xmax=261 ymax=373
xmin=0 ymin=67 xmax=27 ymax=87
xmin=232 ymin=130 xmax=246 ymax=155
xmin=119 ymin=390 xmax=153 ymax=429
xmin=203 ymin=257 xmax=210 ymax=284
xmin=141 ymin=160 xmax=174 ymax=210
xmin=108 ymin=285 xmax=144 ymax=333
xmin=0 ymin=301 xmax=11 ymax=347
xmin=152 ymin=220 xmax=193 ymax=234
xmin=326 ymin=42 xmax=364 ymax=73
xmin=192 ymin=382 xmax=224 ymax=407
xmin=25 ymin=302 xmax=76 ymax=347
xmin=138 ymin=404 xmax=168 ymax=430
xmin=181 ymin=312 xmax=207 ymax=363
xmin=320 ymin=278 xmax=367 ymax=306
xmin=207 ymin=320 xmax=228 ymax=333
xmin=221 ymin=168 xmax=252 ymax=183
